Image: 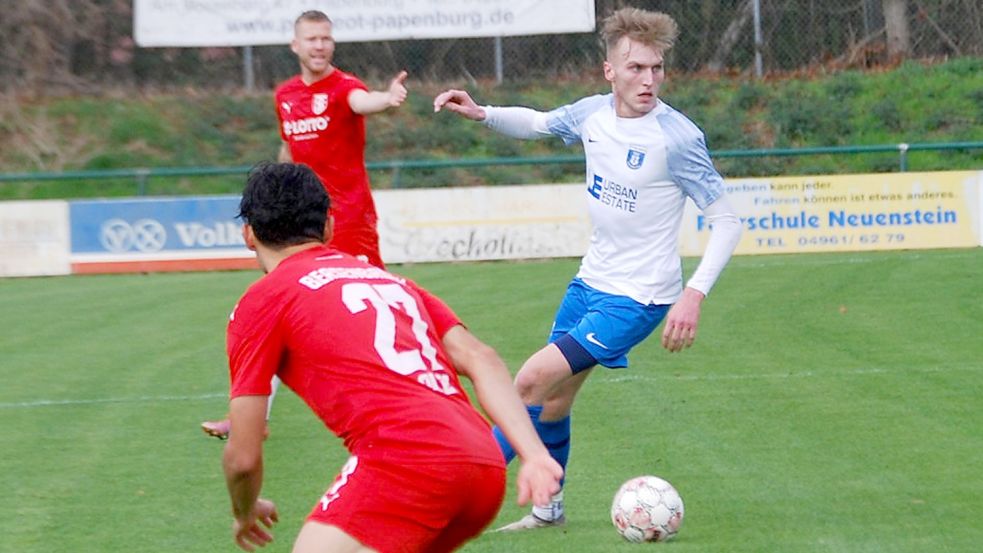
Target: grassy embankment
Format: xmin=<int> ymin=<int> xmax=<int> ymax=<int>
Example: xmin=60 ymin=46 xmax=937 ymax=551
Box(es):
xmin=1 ymin=57 xmax=981 ymax=199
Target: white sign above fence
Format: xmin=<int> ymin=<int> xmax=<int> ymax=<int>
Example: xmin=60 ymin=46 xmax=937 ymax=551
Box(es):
xmin=134 ymin=0 xmax=596 ymax=47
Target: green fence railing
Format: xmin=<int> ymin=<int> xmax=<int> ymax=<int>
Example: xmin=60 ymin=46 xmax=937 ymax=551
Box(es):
xmin=1 ymin=141 xmax=981 ymax=195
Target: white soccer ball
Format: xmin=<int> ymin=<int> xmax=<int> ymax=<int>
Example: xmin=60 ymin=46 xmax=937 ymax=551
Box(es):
xmin=610 ymin=475 xmax=684 ymax=543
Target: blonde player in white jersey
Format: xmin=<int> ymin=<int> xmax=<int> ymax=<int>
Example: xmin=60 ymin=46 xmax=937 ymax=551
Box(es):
xmin=434 ymin=7 xmax=743 ymax=531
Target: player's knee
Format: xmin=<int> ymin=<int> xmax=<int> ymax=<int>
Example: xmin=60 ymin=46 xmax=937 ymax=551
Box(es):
xmin=512 ymin=369 xmax=535 ymax=402
xmin=514 ymin=365 xmax=560 ymax=404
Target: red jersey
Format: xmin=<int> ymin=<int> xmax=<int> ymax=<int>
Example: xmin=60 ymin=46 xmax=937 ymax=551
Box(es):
xmin=227 ymin=245 xmax=504 ymax=467
xmin=275 ymin=71 xmax=381 ymax=265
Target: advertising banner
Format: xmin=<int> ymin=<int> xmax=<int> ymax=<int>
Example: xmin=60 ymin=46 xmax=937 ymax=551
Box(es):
xmin=134 ymin=0 xmax=596 ymax=47
xmin=375 ymin=184 xmax=590 ymax=263
xmin=680 ymin=171 xmax=982 ymax=256
xmin=1 ymin=170 xmax=977 ymax=277
xmin=69 ymin=197 xmax=254 ymax=273
xmin=0 ymin=201 xmax=71 ymax=277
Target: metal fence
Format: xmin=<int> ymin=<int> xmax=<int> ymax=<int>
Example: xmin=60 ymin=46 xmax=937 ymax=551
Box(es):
xmin=2 ymin=0 xmax=982 ymax=93
xmin=3 ymin=141 xmax=980 ymax=198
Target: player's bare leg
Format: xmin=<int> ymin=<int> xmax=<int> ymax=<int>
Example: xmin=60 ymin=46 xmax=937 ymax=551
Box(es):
xmin=538 ymin=368 xmax=592 ymax=421
xmin=497 ymin=348 xmax=593 ymax=532
xmin=292 ymin=521 xmax=378 ymax=553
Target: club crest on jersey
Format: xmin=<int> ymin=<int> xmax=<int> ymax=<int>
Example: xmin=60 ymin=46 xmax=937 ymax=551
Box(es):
xmin=312 ymin=93 xmax=329 ymax=115
xmin=626 ymin=146 xmax=646 ymax=170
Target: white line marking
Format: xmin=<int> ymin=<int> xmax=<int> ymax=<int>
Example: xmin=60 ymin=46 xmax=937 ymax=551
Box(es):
xmin=0 ymin=392 xmax=226 ymax=409
xmin=4 ymin=361 xmax=979 ymax=408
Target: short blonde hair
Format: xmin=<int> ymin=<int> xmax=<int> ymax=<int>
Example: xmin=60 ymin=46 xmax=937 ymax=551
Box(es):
xmin=601 ymin=8 xmax=679 ymax=55
xmin=296 ymin=10 xmax=331 ymax=28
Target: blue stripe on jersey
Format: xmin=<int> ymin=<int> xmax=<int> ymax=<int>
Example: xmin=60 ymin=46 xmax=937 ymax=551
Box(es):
xmin=545 ymin=94 xmax=612 ymax=145
xmin=657 ymin=105 xmax=724 ymax=209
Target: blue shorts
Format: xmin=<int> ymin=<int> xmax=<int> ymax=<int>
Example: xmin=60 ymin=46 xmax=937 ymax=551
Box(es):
xmin=549 ymin=278 xmax=669 ymax=372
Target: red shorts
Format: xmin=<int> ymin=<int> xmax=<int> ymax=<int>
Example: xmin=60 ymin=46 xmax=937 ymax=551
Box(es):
xmin=308 ymin=456 xmax=506 ymax=553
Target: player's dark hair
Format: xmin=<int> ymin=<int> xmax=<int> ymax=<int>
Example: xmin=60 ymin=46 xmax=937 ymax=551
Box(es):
xmin=239 ymin=162 xmax=330 ymax=248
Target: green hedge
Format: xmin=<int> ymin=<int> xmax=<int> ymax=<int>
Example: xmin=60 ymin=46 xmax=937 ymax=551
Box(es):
xmin=1 ymin=58 xmax=981 ymax=198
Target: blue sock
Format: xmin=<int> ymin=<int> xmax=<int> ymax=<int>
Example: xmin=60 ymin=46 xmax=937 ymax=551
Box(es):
xmin=532 ymin=412 xmax=572 ymax=487
xmin=493 ymin=424 xmax=517 ymax=463
xmin=493 ymin=405 xmax=572 ymax=486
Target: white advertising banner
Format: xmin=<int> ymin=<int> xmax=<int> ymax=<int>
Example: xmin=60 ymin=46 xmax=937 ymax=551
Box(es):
xmin=135 ymin=0 xmax=596 ymax=47
xmin=377 ymin=170 xmax=982 ymax=265
xmin=978 ymin=170 xmax=983 ymax=246
xmin=0 ymin=201 xmax=71 ymax=277
xmin=2 ymin=170 xmax=978 ymax=277
xmin=375 ymin=183 xmax=590 ymax=264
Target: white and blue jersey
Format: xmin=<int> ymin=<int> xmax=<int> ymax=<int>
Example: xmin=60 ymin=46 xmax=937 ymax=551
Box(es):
xmin=482 ymin=95 xmax=738 ymax=370
xmin=543 ymin=94 xmax=724 ymax=305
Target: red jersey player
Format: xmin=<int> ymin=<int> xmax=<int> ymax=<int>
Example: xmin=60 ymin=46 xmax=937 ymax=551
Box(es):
xmin=221 ymin=162 xmax=562 ymax=553
xmin=202 ymin=9 xmax=407 ymax=440
xmin=276 ymin=9 xmax=405 ymax=269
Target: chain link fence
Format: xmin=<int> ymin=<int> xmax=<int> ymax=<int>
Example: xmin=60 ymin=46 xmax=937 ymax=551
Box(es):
xmin=1 ymin=0 xmax=981 ymax=94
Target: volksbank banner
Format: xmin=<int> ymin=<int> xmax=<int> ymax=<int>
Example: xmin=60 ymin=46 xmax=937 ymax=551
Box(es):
xmin=69 ymin=197 xmax=253 ymax=273
xmin=134 ymin=0 xmax=596 ymax=47
xmin=680 ymin=171 xmax=982 ymax=255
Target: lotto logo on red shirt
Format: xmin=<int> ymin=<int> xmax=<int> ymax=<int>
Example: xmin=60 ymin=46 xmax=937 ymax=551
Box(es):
xmin=283 ymin=116 xmax=330 ymax=139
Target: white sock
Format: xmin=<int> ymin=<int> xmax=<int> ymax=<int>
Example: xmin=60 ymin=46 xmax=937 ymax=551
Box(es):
xmin=532 ymin=489 xmax=564 ymax=521
xmin=266 ymin=376 xmax=281 ymax=420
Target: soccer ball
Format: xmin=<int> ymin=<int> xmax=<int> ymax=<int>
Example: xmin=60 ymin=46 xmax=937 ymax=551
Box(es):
xmin=610 ymin=475 xmax=684 ymax=543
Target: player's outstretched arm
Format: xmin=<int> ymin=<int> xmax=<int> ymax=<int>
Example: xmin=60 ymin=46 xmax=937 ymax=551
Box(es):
xmin=441 ymin=325 xmax=563 ymax=506
xmin=432 ymin=89 xmax=487 ymax=121
xmin=348 ymin=70 xmax=409 ymax=115
xmin=224 ymin=395 xmax=279 ymax=550
xmin=435 ymin=91 xmax=551 ymax=141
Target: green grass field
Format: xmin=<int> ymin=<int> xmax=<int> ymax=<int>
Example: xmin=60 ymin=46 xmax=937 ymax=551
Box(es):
xmin=1 ymin=249 xmax=981 ymax=552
